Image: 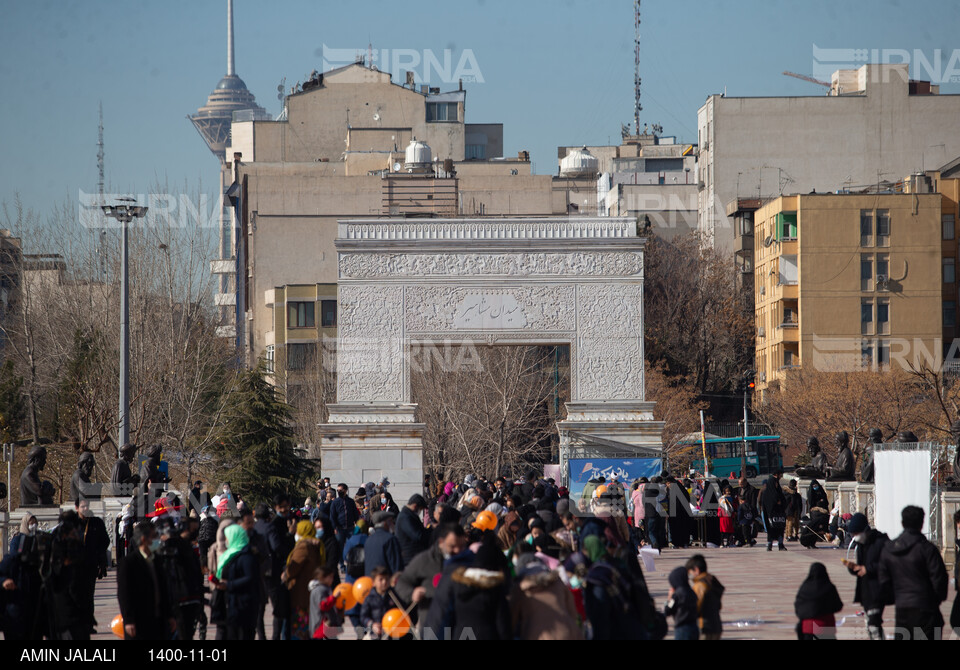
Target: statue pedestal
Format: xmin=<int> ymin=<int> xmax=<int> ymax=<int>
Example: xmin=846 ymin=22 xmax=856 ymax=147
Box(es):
xmin=319 ymin=403 xmax=425 ymax=504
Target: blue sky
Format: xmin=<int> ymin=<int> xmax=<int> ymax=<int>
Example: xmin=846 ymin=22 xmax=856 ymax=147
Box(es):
xmin=1 ymin=0 xmax=957 ymax=218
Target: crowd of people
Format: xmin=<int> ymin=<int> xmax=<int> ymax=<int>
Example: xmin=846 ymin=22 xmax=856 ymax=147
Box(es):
xmin=1 ymin=469 xmax=959 ymax=641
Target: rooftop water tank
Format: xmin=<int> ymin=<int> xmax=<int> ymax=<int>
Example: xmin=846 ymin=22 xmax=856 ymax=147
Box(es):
xmin=560 ymin=146 xmax=599 ymax=177
xmin=404 ymin=138 xmax=433 ymax=173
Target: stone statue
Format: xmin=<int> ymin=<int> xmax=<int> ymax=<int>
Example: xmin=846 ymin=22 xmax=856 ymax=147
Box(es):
xmin=109 ymin=443 xmax=140 ymax=496
xmin=70 ymin=451 xmax=99 ymax=501
xmin=860 ymin=428 xmax=882 ymax=483
xmin=897 ymin=430 xmax=919 ymax=444
xmin=19 ymin=446 xmax=55 ymax=506
xmin=795 ymin=436 xmax=829 ymax=479
xmin=139 ymin=444 xmax=168 ymax=491
xmin=828 ymin=430 xmax=856 ymax=481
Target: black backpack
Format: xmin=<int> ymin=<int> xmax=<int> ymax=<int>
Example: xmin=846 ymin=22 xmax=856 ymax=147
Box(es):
xmin=345 ymin=542 xmax=366 ymax=579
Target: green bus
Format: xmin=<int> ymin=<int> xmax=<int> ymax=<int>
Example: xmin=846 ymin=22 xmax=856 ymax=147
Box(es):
xmin=686 ymin=435 xmax=783 ymax=479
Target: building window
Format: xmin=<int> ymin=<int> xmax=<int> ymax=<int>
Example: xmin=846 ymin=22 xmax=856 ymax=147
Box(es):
xmin=320 ymin=300 xmax=337 ymax=327
xmin=878 ymin=340 xmax=890 ymax=368
xmin=944 ymin=257 xmax=956 ymax=284
xmin=861 ymin=300 xmax=873 ymax=335
xmin=465 ymin=144 xmax=486 ymax=160
xmin=944 ymin=214 xmax=956 ymax=241
xmin=876 ymin=253 xmax=889 ymax=289
xmin=860 ymin=255 xmax=873 ymax=291
xmin=740 ymin=212 xmax=754 ymax=237
xmin=945 ymin=301 xmax=957 ymax=328
xmin=860 ymin=210 xmax=873 ymax=247
xmin=287 ymin=301 xmax=315 ymax=328
xmin=286 ymin=343 xmax=316 ymax=371
xmin=877 ymin=300 xmax=890 ymax=335
xmin=776 ymin=212 xmax=797 ymax=240
xmin=264 ymin=345 xmax=274 ymax=374
xmin=426 ymin=102 xmax=458 ymax=122
xmin=861 ymin=342 xmax=874 ymax=368
xmin=876 ymin=210 xmax=890 ymax=247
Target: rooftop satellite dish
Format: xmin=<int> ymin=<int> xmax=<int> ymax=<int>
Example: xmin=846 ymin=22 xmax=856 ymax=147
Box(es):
xmin=373 ymin=113 xmax=381 ymax=122
xmin=763 ymin=235 xmax=774 ymax=247
xmin=393 ymin=162 xmax=402 ymax=172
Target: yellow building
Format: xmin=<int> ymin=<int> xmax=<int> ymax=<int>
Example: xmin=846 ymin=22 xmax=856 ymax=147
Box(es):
xmin=263 ymin=283 xmax=338 ymax=409
xmin=753 ymin=169 xmax=959 ymax=396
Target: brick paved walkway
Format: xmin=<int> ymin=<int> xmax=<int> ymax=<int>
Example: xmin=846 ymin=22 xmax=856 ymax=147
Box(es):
xmin=89 ymin=543 xmax=956 ymax=640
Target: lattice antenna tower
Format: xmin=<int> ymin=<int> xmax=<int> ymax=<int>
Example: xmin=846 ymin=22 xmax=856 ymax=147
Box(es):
xmin=634 ymin=0 xmax=643 ymax=135
xmin=97 ymin=101 xmax=107 ymax=280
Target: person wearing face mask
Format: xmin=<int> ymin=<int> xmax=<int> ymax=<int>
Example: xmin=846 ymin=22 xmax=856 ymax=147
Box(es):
xmin=843 ymin=513 xmax=889 ymax=640
xmin=313 ymin=516 xmax=340 ymax=588
xmin=0 ymin=515 xmax=43 ymax=639
xmin=74 ymin=499 xmax=110 ymax=636
xmin=395 ymin=523 xmax=468 ymax=633
xmin=330 ymin=483 xmax=360 ymax=563
xmin=117 ymin=520 xmax=176 ymax=640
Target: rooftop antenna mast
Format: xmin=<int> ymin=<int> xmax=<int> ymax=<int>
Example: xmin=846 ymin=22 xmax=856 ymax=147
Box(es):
xmin=634 ymin=0 xmax=643 ymax=135
xmin=227 ymin=0 xmax=235 ymax=76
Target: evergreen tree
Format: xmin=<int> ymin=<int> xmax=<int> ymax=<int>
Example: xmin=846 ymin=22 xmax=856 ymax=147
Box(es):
xmin=216 ymin=361 xmax=314 ymax=504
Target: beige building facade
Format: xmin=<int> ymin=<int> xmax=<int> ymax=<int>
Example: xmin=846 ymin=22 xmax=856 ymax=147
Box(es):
xmin=753 ymin=176 xmax=958 ymax=395
xmin=699 ymin=64 xmax=960 ymax=252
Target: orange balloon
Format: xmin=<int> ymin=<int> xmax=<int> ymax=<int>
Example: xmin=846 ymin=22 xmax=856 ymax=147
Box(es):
xmin=334 ymin=582 xmax=356 ymax=610
xmin=382 ymin=607 xmax=411 ymax=639
xmin=352 ymin=576 xmax=374 ymax=604
xmin=473 ymin=510 xmax=497 ymax=531
xmin=111 ymin=614 xmax=124 ymax=639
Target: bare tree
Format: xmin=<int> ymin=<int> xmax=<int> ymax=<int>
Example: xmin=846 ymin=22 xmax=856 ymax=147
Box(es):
xmin=413 ymin=344 xmax=568 ymax=482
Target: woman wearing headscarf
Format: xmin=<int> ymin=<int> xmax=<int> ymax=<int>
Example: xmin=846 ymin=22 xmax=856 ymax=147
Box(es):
xmin=759 ymin=474 xmax=788 ymax=551
xmin=206 ymin=517 xmax=235 ymax=640
xmin=284 ymin=520 xmax=325 ymax=640
xmin=807 ymin=479 xmax=829 ymax=513
xmin=0 ymin=515 xmax=42 ymax=639
xmin=216 ymin=524 xmax=260 ymax=640
xmin=794 ymin=562 xmax=844 ymax=639
xmin=497 ymin=511 xmax=523 ymax=552
xmin=313 ymin=516 xmax=341 ymax=587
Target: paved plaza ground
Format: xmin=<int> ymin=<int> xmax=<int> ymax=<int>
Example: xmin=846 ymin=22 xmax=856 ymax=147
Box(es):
xmin=87 ymin=541 xmax=957 ymax=641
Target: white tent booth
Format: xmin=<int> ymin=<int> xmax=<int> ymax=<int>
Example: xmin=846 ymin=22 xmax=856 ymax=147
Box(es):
xmin=873 ymin=442 xmax=951 ymax=545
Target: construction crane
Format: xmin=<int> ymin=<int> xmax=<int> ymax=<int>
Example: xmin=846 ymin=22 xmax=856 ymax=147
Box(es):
xmin=782 ymin=71 xmax=830 ymax=87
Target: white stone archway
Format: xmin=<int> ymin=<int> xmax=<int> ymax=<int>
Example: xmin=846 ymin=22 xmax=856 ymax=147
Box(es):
xmin=319 ymin=217 xmax=664 ymax=501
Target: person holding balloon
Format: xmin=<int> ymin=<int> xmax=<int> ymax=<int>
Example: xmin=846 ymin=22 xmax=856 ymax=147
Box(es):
xmin=360 ymin=566 xmax=408 ymax=639
xmin=308 ymin=566 xmax=342 ymax=639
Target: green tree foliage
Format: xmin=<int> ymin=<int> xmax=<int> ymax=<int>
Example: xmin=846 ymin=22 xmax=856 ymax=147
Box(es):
xmin=0 ymin=359 xmax=25 ymax=441
xmin=216 ymin=362 xmax=314 ymax=505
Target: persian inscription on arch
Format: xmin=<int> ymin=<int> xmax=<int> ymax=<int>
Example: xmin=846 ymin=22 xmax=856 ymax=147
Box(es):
xmin=404 ymin=285 xmax=576 ymax=333
xmin=339 ymin=252 xmax=642 ymax=279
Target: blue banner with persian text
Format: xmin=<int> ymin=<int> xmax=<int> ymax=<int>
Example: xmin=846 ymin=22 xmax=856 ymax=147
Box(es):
xmin=568 ymin=457 xmax=662 ymax=502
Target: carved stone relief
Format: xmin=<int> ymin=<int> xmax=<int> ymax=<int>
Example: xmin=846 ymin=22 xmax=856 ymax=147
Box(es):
xmin=340 ymin=251 xmax=642 ymax=279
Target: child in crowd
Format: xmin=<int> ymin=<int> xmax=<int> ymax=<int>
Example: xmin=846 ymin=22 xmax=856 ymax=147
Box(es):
xmin=686 ymin=554 xmax=725 ymax=640
xmin=309 ymin=565 xmax=341 ymax=640
xmin=360 ymin=566 xmax=397 ymax=639
xmin=664 ymin=566 xmax=699 ymax=640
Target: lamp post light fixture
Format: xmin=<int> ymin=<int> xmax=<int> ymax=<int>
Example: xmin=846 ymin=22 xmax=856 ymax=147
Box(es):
xmin=101 ymin=198 xmax=148 ymax=450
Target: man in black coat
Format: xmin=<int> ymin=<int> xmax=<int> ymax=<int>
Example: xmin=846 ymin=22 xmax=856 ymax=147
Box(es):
xmin=117 ymin=521 xmax=175 ymax=640
xmin=396 ymin=495 xmax=430 ymax=565
xmin=75 ymin=499 xmax=110 ymax=635
xmin=395 ymin=523 xmax=467 ymax=628
xmin=261 ymin=494 xmax=295 ymax=640
xmin=153 ymin=517 xmax=204 ymax=641
xmin=878 ymin=505 xmax=948 ymax=640
xmin=845 ymin=513 xmax=890 ymax=640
